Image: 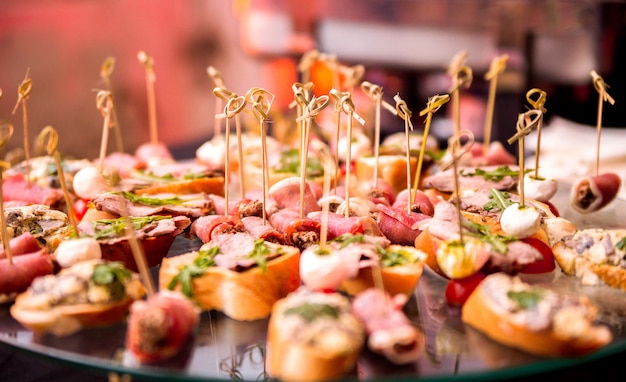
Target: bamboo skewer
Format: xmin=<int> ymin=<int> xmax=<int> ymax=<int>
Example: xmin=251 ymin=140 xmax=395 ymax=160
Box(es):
xmin=507 ymin=110 xmax=542 ymax=207
xmin=525 ymin=88 xmax=547 ymax=178
xmin=483 ymin=55 xmax=509 ymax=152
xmin=207 ymin=66 xmax=227 ymax=139
xmin=248 ymin=88 xmax=275 ymax=225
xmin=0 ymin=123 xmax=14 ymax=265
xmin=414 ymin=94 xmax=450 ymax=201
xmin=37 ymin=127 xmax=79 ymax=236
xmin=11 ymin=70 xmax=33 ymax=188
xmin=361 ymin=81 xmax=398 ymax=188
xmin=137 ymin=51 xmax=159 ymax=145
xmin=330 ymin=89 xmax=365 ymax=217
xmin=393 ymin=94 xmax=414 ymax=214
xmin=447 ymin=51 xmax=473 ymax=150
xmin=590 ymin=70 xmax=616 ymax=177
xmin=297 ymin=50 xmax=319 ymax=85
xmin=100 ymin=57 xmax=124 ymax=153
xmin=96 ymin=91 xmax=114 ymax=173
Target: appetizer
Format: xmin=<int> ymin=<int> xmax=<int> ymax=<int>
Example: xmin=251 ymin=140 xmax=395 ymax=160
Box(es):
xmin=266 ymin=288 xmax=365 ymax=382
xmin=462 ymin=273 xmax=612 ymax=357
xmin=570 ymin=172 xmax=622 ymax=214
xmin=126 ymin=290 xmax=200 ymax=364
xmin=10 ymin=259 xmax=145 ymax=336
xmin=552 ymin=228 xmax=626 ymax=290
xmin=159 ymin=232 xmax=300 ymax=321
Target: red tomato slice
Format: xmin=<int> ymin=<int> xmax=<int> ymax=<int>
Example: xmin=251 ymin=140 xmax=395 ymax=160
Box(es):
xmin=444 ymin=271 xmax=487 ymax=306
xmin=520 ymin=237 xmax=556 ymax=274
xmin=542 ymin=200 xmax=560 ymax=217
xmin=72 ymin=198 xmax=90 ymax=222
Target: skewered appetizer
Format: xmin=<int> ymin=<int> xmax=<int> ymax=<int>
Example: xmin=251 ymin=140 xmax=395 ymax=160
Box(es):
xmin=10 ymin=259 xmax=145 ymax=336
xmin=159 ymin=232 xmax=300 ymax=321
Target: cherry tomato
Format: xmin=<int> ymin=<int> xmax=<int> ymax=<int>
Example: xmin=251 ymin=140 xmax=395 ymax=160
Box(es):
xmin=444 ymin=271 xmax=487 ymax=306
xmin=542 ymin=200 xmax=560 ymax=217
xmin=520 ymin=237 xmax=556 ymax=274
xmin=72 ymin=198 xmax=90 ymax=222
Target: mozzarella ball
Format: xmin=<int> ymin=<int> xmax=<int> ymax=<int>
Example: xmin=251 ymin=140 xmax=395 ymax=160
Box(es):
xmin=300 ymin=246 xmax=352 ymax=291
xmin=72 ymin=166 xmax=112 ymax=200
xmin=54 ymin=237 xmax=102 ymax=268
xmin=521 ymin=174 xmax=558 ymax=202
xmin=500 ymin=203 xmax=541 ymax=238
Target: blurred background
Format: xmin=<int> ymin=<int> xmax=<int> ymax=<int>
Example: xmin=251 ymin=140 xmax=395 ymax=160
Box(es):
xmin=0 ymin=0 xmax=623 ymax=160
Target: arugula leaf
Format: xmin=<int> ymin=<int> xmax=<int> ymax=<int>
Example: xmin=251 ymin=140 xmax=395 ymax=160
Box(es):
xmin=248 ymin=239 xmax=272 ymax=272
xmin=284 ymin=302 xmax=340 ymax=322
xmin=463 ymin=220 xmax=516 ymax=254
xmin=507 ymin=289 xmax=544 ymax=310
xmin=331 ymin=233 xmax=366 ymax=249
xmin=91 ymin=215 xmax=171 ymax=240
xmin=167 ymin=246 xmax=219 ymax=298
xmin=119 ymin=191 xmax=185 ymax=206
xmin=459 ymin=166 xmax=530 ymax=182
xmin=616 ymin=237 xmax=626 ymax=251
xmin=92 ymin=262 xmax=132 ymax=300
xmin=483 ymin=188 xmax=513 ymax=212
xmin=273 ymin=148 xmax=324 ymax=179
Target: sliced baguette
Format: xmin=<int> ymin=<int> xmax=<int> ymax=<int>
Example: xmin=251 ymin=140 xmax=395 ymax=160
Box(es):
xmin=462 ymin=273 xmax=612 ymax=358
xmin=159 ymin=243 xmax=300 ymax=321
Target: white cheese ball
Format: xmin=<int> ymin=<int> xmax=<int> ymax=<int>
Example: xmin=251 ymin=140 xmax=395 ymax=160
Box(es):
xmin=72 ymin=166 xmax=112 ymax=200
xmin=521 ymin=174 xmax=558 ymax=202
xmin=500 ymin=203 xmax=541 ymax=238
xmin=54 ymin=237 xmax=102 ymax=268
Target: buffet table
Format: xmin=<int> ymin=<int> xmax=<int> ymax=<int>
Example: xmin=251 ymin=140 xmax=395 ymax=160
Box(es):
xmin=0 ymin=185 xmax=625 ymax=382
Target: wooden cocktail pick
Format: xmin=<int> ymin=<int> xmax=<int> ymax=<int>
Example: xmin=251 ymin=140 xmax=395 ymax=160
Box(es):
xmin=314 ymin=140 xmax=334 ymax=250
xmin=415 ymin=94 xmax=450 ymax=200
xmin=507 ymin=110 xmax=541 ymax=207
xmin=525 ymin=88 xmax=547 ymax=178
xmin=393 ymin=93 xmax=414 ymax=214
xmin=215 ymin=94 xmax=247 ymax=215
xmin=207 ymin=66 xmax=227 ymax=139
xmin=361 ymin=81 xmax=398 ymax=188
xmin=590 ymin=70 xmax=616 ymax=176
xmin=340 ymin=64 xmax=365 ymax=93
xmin=100 ymin=57 xmax=124 ymax=153
xmin=297 ymin=49 xmax=320 ymax=85
xmin=247 ymin=87 xmax=275 ymax=225
xmin=0 ymin=122 xmax=14 ymax=264
xmin=483 ymin=55 xmax=509 ymax=152
xmin=330 ymin=89 xmax=365 ymax=217
xmin=137 ymin=51 xmax=159 ymax=146
xmin=96 ymin=90 xmax=114 ymax=172
xmin=37 ymin=126 xmax=79 ymax=235
xmin=11 ymin=69 xmax=33 ymax=187
xmin=447 ymin=130 xmax=475 ymax=245
xmin=296 ymin=95 xmax=329 ymax=219
xmin=447 ymin=51 xmax=473 ymax=146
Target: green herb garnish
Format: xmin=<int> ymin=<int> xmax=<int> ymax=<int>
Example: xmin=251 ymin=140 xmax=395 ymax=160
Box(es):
xmin=92 ymin=262 xmax=132 ymax=300
xmin=284 ymin=302 xmax=340 ymax=322
xmin=616 ymin=237 xmax=626 ymax=251
xmin=167 ymin=246 xmax=220 ymax=298
xmin=483 ymin=188 xmax=513 ymax=212
xmin=119 ymin=191 xmax=185 ymax=206
xmin=379 ymin=246 xmax=411 ymax=267
xmin=331 ymin=233 xmax=366 ymax=249
xmin=273 ymin=148 xmax=324 ymax=179
xmin=463 ymin=220 xmax=516 ymax=254
xmin=131 ymin=170 xmax=208 ymax=183
xmin=507 ymin=289 xmax=544 ymax=310
xmin=459 ymin=166 xmax=530 ymax=182
xmin=248 ymin=239 xmax=273 ymax=272
xmin=91 ymin=215 xmax=171 ymax=240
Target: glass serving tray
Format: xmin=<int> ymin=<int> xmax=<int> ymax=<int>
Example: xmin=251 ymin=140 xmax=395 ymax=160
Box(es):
xmin=0 ymin=184 xmax=625 ymax=382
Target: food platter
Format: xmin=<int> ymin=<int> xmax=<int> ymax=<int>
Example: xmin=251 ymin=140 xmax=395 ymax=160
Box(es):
xmin=0 ymin=183 xmax=625 ymax=381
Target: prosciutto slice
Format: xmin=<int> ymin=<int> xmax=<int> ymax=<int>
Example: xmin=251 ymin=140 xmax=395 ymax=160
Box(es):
xmin=126 ymin=290 xmax=200 ymax=364
xmin=392 ymin=189 xmax=435 ymax=216
xmin=570 ymin=172 xmax=622 ymax=214
xmin=190 ymin=215 xmax=245 ymax=243
xmin=269 ymin=177 xmax=321 ymax=215
xmin=352 ymin=288 xmax=424 ymax=365
xmin=269 ymin=208 xmax=320 ymax=250
xmin=92 ymin=192 xmax=215 ymax=218
xmin=2 ymin=173 xmax=64 ymax=207
xmin=0 ymin=232 xmax=42 ymax=260
xmin=0 ymin=249 xmax=54 ymax=300
xmin=241 ymin=216 xmax=285 ymax=244
xmin=376 ymin=204 xmax=431 ymax=246
xmin=308 ymin=211 xmax=382 ymax=239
